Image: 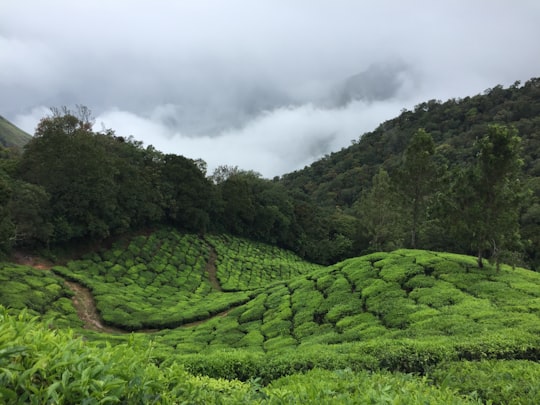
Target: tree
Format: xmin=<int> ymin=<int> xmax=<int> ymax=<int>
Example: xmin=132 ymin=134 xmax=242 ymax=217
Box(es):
xmin=0 ymin=170 xmax=14 ymax=253
xmin=451 ymin=124 xmax=525 ymax=268
xmin=397 ymin=128 xmax=437 ymax=248
xmin=160 ymin=154 xmax=212 ymax=233
xmin=8 ymin=181 xmax=53 ymax=246
xmin=18 ymin=108 xmax=118 ymax=241
xmin=354 ymin=168 xmax=405 ymax=252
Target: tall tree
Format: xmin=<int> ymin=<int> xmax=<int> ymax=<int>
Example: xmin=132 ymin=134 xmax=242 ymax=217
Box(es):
xmin=160 ymin=154 xmax=212 ymax=233
xmin=398 ymin=128 xmax=437 ymax=248
xmin=354 ymin=168 xmax=405 ymax=252
xmin=18 ymin=108 xmax=117 ymax=241
xmin=8 ymin=181 xmax=53 ymax=246
xmin=451 ymin=124 xmax=524 ymax=268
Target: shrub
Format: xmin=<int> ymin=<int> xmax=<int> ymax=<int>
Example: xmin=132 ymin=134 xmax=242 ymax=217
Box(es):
xmin=431 ymin=360 xmax=540 ymax=404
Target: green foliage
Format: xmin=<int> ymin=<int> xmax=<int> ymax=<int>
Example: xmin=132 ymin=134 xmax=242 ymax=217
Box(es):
xmin=7 ymin=307 xmax=538 ymax=403
xmin=52 ymin=230 xmax=253 ymax=330
xmin=2 ymin=78 xmax=540 ymax=266
xmin=282 ymin=79 xmax=540 ymax=266
xmin=0 ymin=263 xmax=81 ymax=327
xmin=0 ymin=308 xmax=258 ymax=404
xmin=2 ymin=244 xmax=540 ymax=403
xmin=354 ymin=168 xmax=405 ymax=251
xmin=266 ymin=368 xmax=480 ymax=404
xmin=397 ymin=128 xmax=438 ymax=248
xmin=444 ymin=124 xmax=526 ymax=267
xmin=431 ymin=360 xmax=540 ymax=404
xmin=208 ymin=234 xmax=324 ymax=291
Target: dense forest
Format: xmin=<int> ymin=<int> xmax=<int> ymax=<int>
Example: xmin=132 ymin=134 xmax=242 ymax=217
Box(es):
xmin=1 ymin=78 xmax=539 ymax=269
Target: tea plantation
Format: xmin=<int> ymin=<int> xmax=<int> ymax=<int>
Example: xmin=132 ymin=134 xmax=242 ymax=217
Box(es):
xmin=1 ymin=230 xmax=540 ymax=403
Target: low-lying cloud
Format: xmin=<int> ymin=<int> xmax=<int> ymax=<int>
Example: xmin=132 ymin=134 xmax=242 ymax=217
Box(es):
xmin=3 ymin=1 xmax=540 ymax=177
xmin=94 ymin=100 xmax=403 ymax=177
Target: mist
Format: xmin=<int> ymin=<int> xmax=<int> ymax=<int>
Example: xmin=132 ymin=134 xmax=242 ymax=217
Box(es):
xmin=2 ymin=0 xmax=540 ymax=177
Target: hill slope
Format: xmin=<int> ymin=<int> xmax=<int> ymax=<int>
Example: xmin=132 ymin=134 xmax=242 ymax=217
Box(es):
xmin=0 ymin=115 xmax=32 ymax=148
xmin=280 ymin=78 xmax=540 ymax=266
xmin=1 ymin=230 xmax=540 ymax=403
xmin=281 ymin=78 xmax=540 ymax=208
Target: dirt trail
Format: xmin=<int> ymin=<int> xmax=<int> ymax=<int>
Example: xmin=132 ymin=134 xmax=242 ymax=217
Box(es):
xmin=206 ymin=246 xmax=222 ymax=291
xmin=11 ymin=251 xmax=54 ymax=270
xmin=64 ymin=281 xmax=125 ymax=333
xmin=11 ymin=251 xmax=125 ymax=333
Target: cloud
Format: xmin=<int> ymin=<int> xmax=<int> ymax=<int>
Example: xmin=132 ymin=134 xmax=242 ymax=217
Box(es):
xmin=91 ymin=100 xmax=401 ymax=178
xmin=3 ymin=1 xmax=540 ymax=177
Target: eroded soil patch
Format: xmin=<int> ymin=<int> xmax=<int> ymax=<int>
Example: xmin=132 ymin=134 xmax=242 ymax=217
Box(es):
xmin=206 ymin=246 xmax=222 ymax=291
xmin=64 ymin=281 xmax=125 ymax=333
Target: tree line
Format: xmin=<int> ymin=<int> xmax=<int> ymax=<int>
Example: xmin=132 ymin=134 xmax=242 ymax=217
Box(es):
xmin=0 ymin=107 xmax=331 ymax=262
xmin=283 ymin=79 xmax=540 ymax=269
xmin=0 ymin=79 xmax=536 ymax=268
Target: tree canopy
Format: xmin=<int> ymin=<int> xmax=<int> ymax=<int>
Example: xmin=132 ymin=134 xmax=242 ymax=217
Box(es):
xmin=1 ymin=78 xmax=539 ymax=268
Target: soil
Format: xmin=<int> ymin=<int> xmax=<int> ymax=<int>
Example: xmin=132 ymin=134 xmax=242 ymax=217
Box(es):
xmin=206 ymin=246 xmax=222 ymax=291
xmin=64 ymin=281 xmax=125 ymax=334
xmin=11 ymin=251 xmax=54 ymax=270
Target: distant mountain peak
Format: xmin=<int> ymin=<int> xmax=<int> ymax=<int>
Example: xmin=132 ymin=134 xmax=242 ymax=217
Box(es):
xmin=0 ymin=115 xmax=32 ymax=148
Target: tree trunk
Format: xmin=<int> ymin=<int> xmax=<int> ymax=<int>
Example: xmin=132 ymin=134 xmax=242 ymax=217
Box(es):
xmin=477 ymin=250 xmax=484 ymax=268
xmin=411 ymin=195 xmax=418 ymax=249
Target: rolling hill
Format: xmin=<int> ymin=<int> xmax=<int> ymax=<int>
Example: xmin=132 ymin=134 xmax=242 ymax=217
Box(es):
xmin=0 ymin=115 xmax=32 ymax=148
xmin=1 ymin=229 xmax=539 ymax=403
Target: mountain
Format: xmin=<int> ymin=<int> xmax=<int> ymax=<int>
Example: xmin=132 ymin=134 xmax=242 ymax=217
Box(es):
xmin=280 ymin=78 xmax=540 ymax=267
xmin=0 ymin=115 xmax=32 ymax=148
xmin=282 ymin=78 xmax=540 ymax=208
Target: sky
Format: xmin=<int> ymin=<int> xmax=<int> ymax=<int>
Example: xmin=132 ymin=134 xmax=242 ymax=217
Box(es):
xmin=1 ymin=1 xmax=540 ymax=178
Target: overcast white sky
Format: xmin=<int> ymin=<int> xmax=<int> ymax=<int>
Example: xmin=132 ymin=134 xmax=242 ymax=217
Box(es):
xmin=2 ymin=1 xmax=540 ymax=177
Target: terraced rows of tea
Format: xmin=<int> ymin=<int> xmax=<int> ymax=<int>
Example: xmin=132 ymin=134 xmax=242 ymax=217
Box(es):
xmin=2 ymin=231 xmax=540 ymax=403
xmin=0 ymin=263 xmax=82 ymax=328
xmin=207 ymin=234 xmax=325 ymax=291
xmin=49 ymin=230 xmax=323 ymax=330
xmin=147 ymin=249 xmax=540 ymax=381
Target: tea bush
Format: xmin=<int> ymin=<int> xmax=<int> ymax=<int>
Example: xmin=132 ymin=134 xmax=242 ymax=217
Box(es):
xmin=431 ymin=360 xmax=540 ymax=404
xmin=0 ymin=263 xmax=81 ymax=327
xmin=208 ymin=234 xmax=324 ymax=291
xmin=3 ymin=238 xmax=540 ymax=403
xmin=52 ymin=230 xmax=255 ymax=330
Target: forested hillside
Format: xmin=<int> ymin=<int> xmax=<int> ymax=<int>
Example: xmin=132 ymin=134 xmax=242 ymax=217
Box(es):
xmin=1 ymin=79 xmax=539 ymax=269
xmin=282 ymin=78 xmax=540 ymax=267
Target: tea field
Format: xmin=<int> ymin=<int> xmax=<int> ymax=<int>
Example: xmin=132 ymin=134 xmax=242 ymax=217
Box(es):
xmin=1 ymin=229 xmax=540 ymax=403
xmin=48 ymin=230 xmax=323 ymax=330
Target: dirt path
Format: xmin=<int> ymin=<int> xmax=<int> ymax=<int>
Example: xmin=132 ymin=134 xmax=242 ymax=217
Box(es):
xmin=206 ymin=245 xmax=222 ymax=291
xmin=11 ymin=251 xmax=53 ymax=270
xmin=64 ymin=281 xmax=125 ymax=333
xmin=10 ymin=251 xmax=123 ymax=333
